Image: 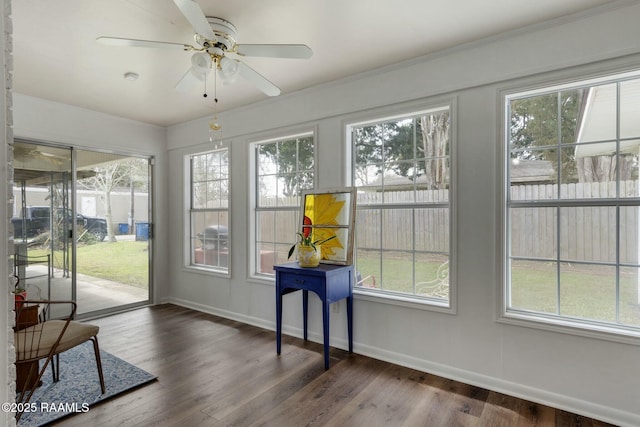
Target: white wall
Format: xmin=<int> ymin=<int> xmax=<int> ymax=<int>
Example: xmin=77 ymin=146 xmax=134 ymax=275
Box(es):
xmin=1 ymin=0 xmax=12 ymax=423
xmin=166 ymin=2 xmax=640 ymax=426
xmin=11 ymin=94 xmax=170 ymax=304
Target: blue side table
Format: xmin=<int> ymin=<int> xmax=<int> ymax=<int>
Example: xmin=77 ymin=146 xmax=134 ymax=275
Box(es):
xmin=275 ymin=262 xmax=354 ymax=369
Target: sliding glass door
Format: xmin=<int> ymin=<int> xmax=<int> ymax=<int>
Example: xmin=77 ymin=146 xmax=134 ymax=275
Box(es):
xmin=12 ymin=141 xmax=152 ymax=318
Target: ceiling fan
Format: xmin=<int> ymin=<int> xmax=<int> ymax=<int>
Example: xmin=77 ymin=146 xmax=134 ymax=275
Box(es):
xmin=96 ymin=0 xmax=312 ymax=97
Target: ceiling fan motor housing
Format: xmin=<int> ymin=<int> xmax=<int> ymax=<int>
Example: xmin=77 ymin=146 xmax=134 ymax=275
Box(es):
xmin=194 ymin=17 xmax=237 ymax=55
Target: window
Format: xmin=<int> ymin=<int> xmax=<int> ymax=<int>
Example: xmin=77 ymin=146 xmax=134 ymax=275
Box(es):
xmin=504 ymin=71 xmax=640 ymax=338
xmin=253 ymin=132 xmax=315 ymax=275
xmin=188 ymin=149 xmax=229 ymax=272
xmin=349 ymin=105 xmax=452 ymax=306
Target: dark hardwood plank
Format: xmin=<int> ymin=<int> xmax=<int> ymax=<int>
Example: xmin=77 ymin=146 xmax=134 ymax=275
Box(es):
xmin=46 ymin=304 xmax=616 ymax=427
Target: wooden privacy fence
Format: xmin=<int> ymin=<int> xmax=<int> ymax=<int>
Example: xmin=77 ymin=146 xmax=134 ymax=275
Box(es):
xmin=260 ymin=181 xmax=640 ymax=261
xmin=510 ymin=180 xmax=640 ymax=262
xmin=259 ymin=190 xmax=450 ymax=253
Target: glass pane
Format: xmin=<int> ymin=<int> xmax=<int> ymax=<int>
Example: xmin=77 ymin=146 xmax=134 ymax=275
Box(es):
xmin=192 ymin=212 xmax=228 ymax=268
xmin=256 ymin=242 xmax=277 ymax=274
xmin=192 ymin=182 xmax=206 ymax=209
xmin=275 ymin=210 xmax=298 ymax=245
xmin=354 ymin=124 xmax=384 ymax=164
xmin=575 ymin=83 xmax=617 ymax=143
xmin=559 ymin=145 xmax=579 ymax=185
xmin=356 ymin=208 xmax=380 ymax=250
xmin=355 ymin=184 xmax=383 ymax=204
xmin=509 ymin=149 xmax=558 ymax=198
xmin=559 ymin=263 xmax=615 ymax=322
xmin=418 ymin=112 xmax=449 ymax=159
xmin=415 ymin=208 xmax=448 ymax=253
xmin=192 ymin=155 xmax=207 ymax=182
xmin=560 ymin=207 xmax=615 ymax=263
xmin=256 ymin=210 xmax=275 ymax=243
xmin=382 ymin=187 xmax=412 ymax=204
xmin=381 ymin=251 xmax=413 ymax=293
xmin=420 ymin=158 xmax=449 ymax=193
xmin=382 ymin=209 xmax=413 ymax=250
xmin=298 ymin=137 xmax=315 ymax=171
xmin=620 ymin=153 xmax=639 ymax=198
xmin=74 ymin=151 xmax=150 ymax=314
xmin=620 ymin=206 xmax=639 ymax=265
xmin=206 ymin=181 xmax=222 ymax=208
xmin=509 ymin=93 xmax=558 ymax=151
xmin=258 ymin=175 xmax=277 ymax=205
xmin=509 ymin=207 xmax=556 ymax=259
xmin=415 ymin=253 xmax=449 ymax=299
xmin=355 ymin=248 xmax=381 ymax=290
xmin=258 ymin=144 xmax=277 ymax=175
xmin=559 ymin=89 xmax=584 ymax=145
xmin=620 ymin=266 xmax=640 ymax=327
xmin=416 ymin=185 xmax=449 ymax=204
xmin=620 ymin=79 xmax=640 ymax=140
xmin=510 ymin=259 xmax=557 ymax=314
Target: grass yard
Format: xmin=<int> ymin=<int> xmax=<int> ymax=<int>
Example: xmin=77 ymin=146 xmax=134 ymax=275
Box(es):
xmin=356 ymin=253 xmax=640 ymax=327
xmin=27 ymin=241 xmax=149 ymax=287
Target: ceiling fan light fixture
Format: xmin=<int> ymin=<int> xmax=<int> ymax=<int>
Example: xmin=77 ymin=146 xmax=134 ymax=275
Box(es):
xmin=191 ymin=52 xmax=212 ymax=74
xmin=218 ymin=57 xmax=239 ymax=85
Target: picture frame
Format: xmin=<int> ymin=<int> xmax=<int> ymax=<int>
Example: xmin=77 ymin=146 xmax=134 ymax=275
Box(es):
xmin=299 ymin=187 xmax=356 ymax=265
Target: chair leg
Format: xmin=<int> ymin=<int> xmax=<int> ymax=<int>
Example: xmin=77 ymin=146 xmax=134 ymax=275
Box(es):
xmin=51 ymin=353 xmax=60 ymax=383
xmin=90 ymin=336 xmax=106 ymax=394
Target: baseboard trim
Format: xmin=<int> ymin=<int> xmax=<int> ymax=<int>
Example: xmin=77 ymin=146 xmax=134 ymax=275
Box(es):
xmin=165 ymin=298 xmax=638 ymax=427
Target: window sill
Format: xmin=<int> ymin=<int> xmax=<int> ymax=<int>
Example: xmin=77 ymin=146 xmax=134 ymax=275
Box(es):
xmin=499 ymin=310 xmax=640 ymax=346
xmin=183 ymin=264 xmax=230 ymax=278
xmin=353 ymin=287 xmax=455 ymax=315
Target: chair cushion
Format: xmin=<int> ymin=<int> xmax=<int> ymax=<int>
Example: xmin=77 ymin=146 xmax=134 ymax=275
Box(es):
xmin=15 ymin=320 xmax=99 ymax=361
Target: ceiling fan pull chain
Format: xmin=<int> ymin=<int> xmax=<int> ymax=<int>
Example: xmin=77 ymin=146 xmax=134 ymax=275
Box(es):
xmin=203 ymin=74 xmax=208 ymax=98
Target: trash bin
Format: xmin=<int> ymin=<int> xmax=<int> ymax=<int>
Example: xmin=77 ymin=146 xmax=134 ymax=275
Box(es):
xmin=118 ymin=223 xmax=129 ymax=235
xmin=135 ymin=222 xmax=149 ymax=241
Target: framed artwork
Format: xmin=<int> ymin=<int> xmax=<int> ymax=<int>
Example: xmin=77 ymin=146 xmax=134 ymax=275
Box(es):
xmin=299 ymin=187 xmax=356 ymax=265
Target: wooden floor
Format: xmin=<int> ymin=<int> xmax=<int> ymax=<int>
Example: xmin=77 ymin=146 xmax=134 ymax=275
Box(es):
xmin=50 ymin=304 xmax=615 ymax=427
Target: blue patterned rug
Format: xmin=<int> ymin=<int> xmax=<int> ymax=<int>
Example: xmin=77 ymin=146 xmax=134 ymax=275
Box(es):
xmin=18 ymin=342 xmax=156 ymax=426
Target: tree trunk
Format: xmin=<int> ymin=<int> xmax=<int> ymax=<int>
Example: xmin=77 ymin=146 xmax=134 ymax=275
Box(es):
xmin=420 ymin=114 xmax=449 ymax=189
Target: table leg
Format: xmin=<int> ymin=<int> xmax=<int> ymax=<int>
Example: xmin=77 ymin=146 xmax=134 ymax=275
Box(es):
xmin=303 ymin=290 xmax=309 ymax=341
xmin=276 ymin=291 xmax=282 ymax=355
xmin=347 ymin=296 xmax=353 ymax=353
xmin=322 ymin=300 xmax=330 ymax=369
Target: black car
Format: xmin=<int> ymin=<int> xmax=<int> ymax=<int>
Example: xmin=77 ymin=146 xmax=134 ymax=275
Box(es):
xmin=197 ymin=225 xmax=228 ymax=250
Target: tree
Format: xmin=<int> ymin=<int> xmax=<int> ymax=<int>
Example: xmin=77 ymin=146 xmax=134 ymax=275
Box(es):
xmin=510 ymin=88 xmax=636 ymax=183
xmin=259 ymin=136 xmax=314 ymax=197
xmin=353 ymin=112 xmax=450 ymax=190
xmin=78 ymin=159 xmax=147 ymax=242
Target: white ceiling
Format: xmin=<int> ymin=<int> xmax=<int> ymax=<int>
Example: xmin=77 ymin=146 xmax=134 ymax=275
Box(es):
xmin=12 ymin=0 xmax=616 ymax=127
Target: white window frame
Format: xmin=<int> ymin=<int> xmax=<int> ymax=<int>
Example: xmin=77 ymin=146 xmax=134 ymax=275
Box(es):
xmin=249 ymin=130 xmax=316 ymax=279
xmin=500 ymin=68 xmax=640 ymax=344
xmin=184 ymin=147 xmax=230 ymax=276
xmin=346 ymin=100 xmax=456 ymax=313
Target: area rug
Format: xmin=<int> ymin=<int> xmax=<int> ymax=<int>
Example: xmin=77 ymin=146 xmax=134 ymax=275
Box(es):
xmin=18 ymin=342 xmax=157 ymax=426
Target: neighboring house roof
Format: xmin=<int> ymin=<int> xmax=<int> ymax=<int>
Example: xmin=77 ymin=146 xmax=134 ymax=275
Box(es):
xmin=510 ymin=159 xmax=554 ymax=183
xmin=575 ymin=80 xmax=640 ymax=158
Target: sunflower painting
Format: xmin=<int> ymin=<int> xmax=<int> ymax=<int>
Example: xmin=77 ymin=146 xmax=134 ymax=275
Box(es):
xmin=300 ymin=188 xmax=355 ymax=265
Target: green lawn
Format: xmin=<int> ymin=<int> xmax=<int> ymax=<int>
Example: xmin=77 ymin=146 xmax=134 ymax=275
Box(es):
xmin=356 ymin=254 xmax=640 ymax=327
xmin=25 ymin=242 xmax=640 ymax=327
xmin=27 ymin=241 xmax=149 ymax=287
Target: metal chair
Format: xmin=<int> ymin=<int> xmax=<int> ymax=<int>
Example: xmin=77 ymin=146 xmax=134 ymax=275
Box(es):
xmin=416 ymin=261 xmax=449 ymax=298
xmin=14 ymin=300 xmax=106 ymax=422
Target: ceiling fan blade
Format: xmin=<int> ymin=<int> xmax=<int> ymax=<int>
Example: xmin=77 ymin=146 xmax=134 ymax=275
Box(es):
xmin=236 ymin=44 xmax=313 ymax=59
xmin=97 ymin=36 xmax=193 ymax=50
xmin=237 ymin=61 xmax=281 ymax=96
xmin=173 ymin=0 xmax=217 ymax=41
xmin=175 ymin=67 xmax=208 ymax=92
